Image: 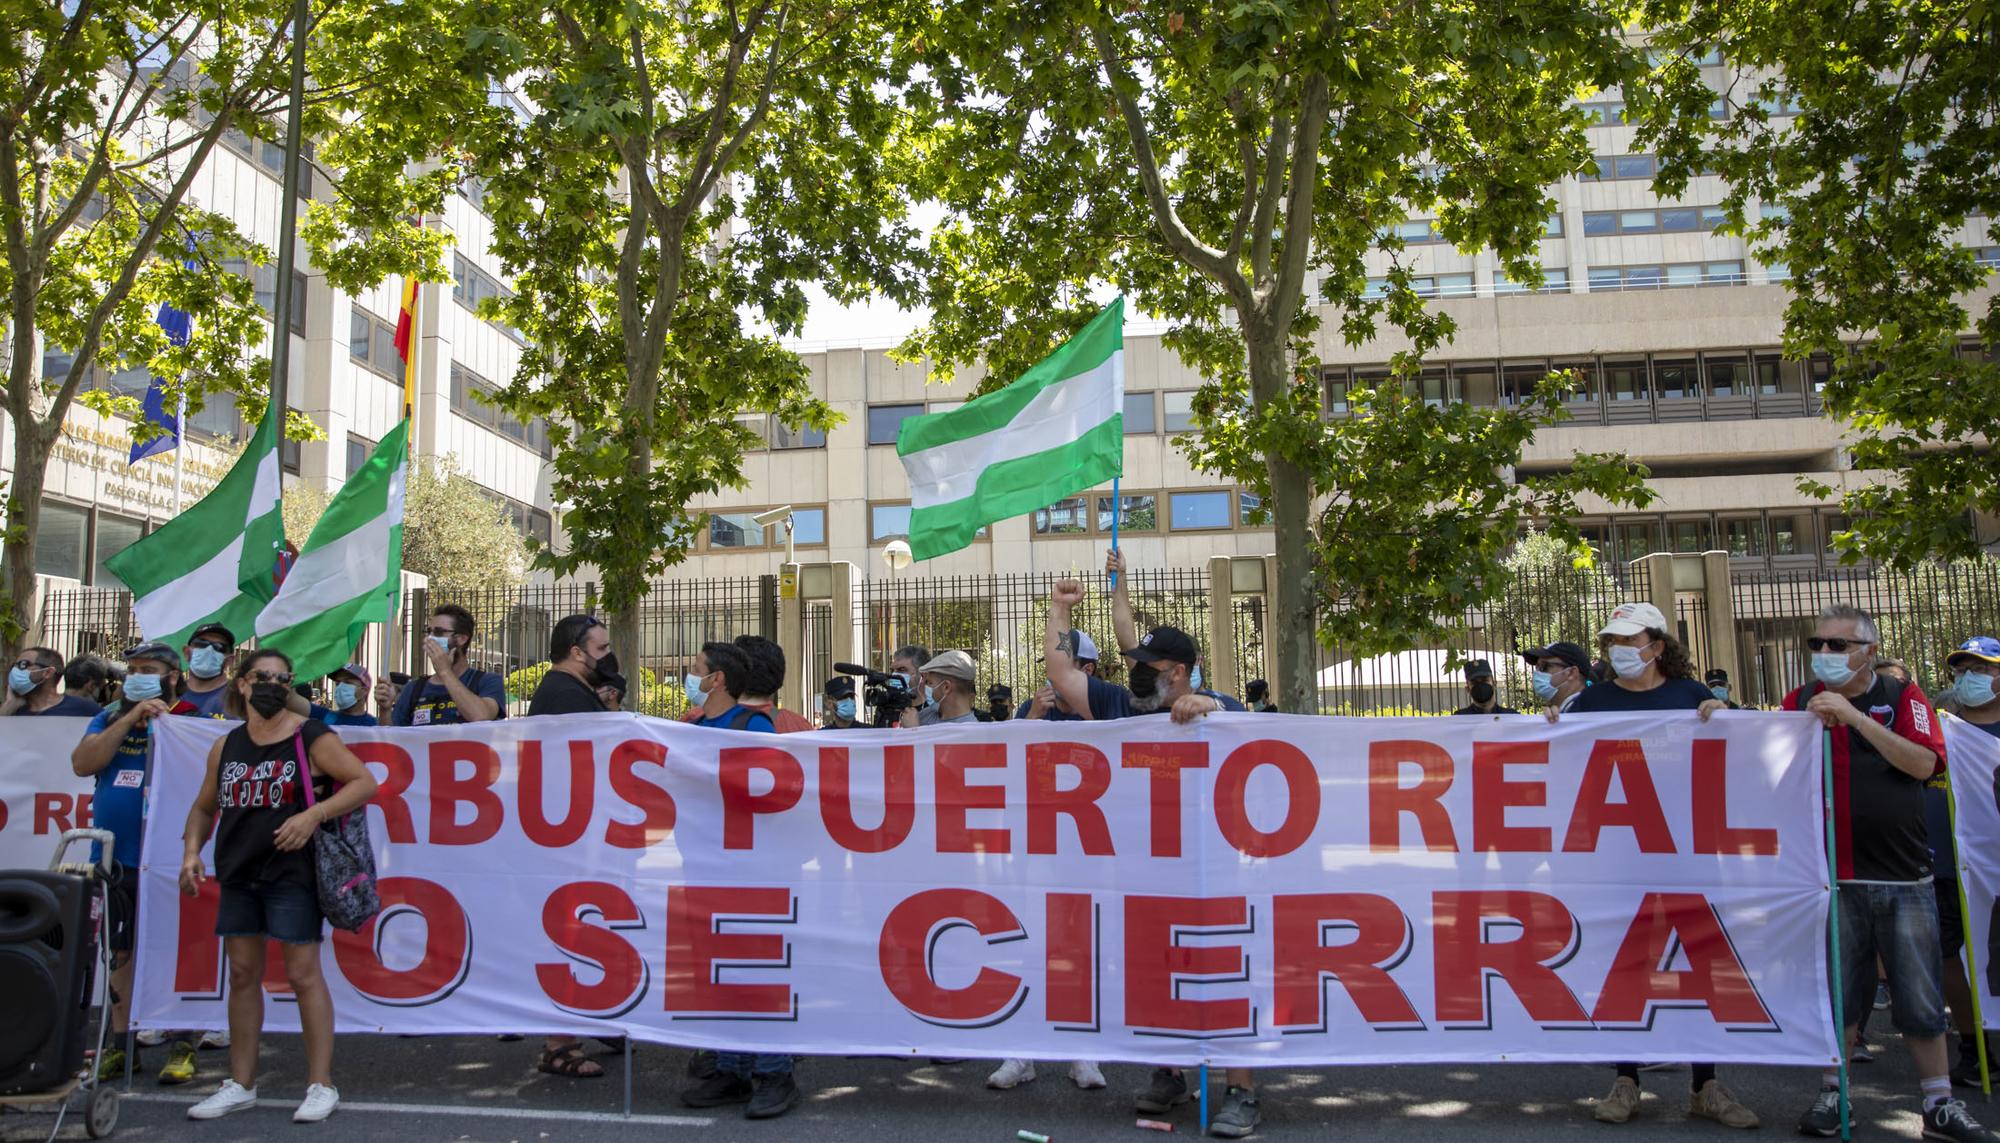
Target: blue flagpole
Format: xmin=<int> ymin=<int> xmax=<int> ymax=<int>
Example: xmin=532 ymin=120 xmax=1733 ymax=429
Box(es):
xmin=1109 ymin=477 xmax=1121 ymax=589
xmin=1824 ymin=730 xmax=1851 ymax=1140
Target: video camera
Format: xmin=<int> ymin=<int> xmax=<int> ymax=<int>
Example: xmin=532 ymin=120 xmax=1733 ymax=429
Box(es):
xmin=833 ymin=662 xmax=915 ymax=728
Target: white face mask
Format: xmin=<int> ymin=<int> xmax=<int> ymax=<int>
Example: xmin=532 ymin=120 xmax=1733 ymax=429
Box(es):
xmin=429 ymin=634 xmax=453 ymax=656
xmin=1955 ymin=671 xmax=1999 ymax=708
xmin=1608 ymin=643 xmax=1651 ymax=680
xmin=1811 ymin=652 xmax=1857 ymax=687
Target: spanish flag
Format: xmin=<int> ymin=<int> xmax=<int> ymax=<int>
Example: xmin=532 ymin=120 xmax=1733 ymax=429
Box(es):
xmin=392 ymin=277 xmax=419 ymax=419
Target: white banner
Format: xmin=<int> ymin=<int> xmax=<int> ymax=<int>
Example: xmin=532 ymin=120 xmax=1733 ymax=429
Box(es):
xmin=124 ymin=711 xmax=1836 ymax=1067
xmin=0 ymin=716 xmax=102 ymax=871
xmin=1944 ymin=717 xmax=2000 ymax=1031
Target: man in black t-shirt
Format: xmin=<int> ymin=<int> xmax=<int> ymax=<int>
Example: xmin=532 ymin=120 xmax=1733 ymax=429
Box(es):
xmin=1451 ymin=659 xmax=1518 ymax=715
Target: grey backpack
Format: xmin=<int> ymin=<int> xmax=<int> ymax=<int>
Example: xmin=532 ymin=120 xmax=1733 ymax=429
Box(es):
xmin=294 ymin=731 xmax=382 ymax=931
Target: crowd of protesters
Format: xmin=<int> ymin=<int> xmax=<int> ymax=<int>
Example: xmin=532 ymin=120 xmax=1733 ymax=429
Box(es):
xmin=13 ymin=544 xmax=2000 ymax=1138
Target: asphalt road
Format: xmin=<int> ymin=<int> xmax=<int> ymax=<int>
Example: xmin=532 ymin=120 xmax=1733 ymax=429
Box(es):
xmin=4 ymin=1011 xmax=1989 ymax=1141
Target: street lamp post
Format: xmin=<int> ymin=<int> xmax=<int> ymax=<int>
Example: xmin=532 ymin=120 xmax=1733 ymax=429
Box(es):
xmin=882 ymin=540 xmax=912 ymax=672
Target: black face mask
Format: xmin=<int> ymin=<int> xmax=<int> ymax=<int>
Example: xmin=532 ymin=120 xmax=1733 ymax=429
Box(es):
xmin=1129 ymin=663 xmax=1160 ymax=698
xmin=589 ymin=650 xmax=620 ymax=686
xmin=248 ymin=681 xmax=291 ymax=718
xmin=1469 ymin=680 xmax=1496 ymax=705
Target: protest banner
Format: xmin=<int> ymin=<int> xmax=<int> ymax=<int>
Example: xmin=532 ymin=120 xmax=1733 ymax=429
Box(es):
xmin=126 ymin=710 xmax=1835 ymax=1067
xmin=0 ymin=716 xmax=102 ymax=870
xmin=1945 ymin=717 xmax=2000 ymax=1031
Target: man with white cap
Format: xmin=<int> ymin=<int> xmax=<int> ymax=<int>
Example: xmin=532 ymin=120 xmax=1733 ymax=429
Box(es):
xmin=906 ymin=650 xmax=982 ymax=726
xmin=1020 ymin=630 xmax=1100 ymax=721
xmin=1556 ymin=601 xmax=1744 ymax=1128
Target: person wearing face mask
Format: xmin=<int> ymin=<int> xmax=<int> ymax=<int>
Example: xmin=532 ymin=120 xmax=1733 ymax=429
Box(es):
xmin=176 ymin=649 xmax=378 ymax=1124
xmin=1556 ymin=603 xmax=1746 ymax=1128
xmin=1934 ymin=637 xmax=2000 ymax=1088
xmin=684 ymin=642 xmax=777 ymax=734
xmin=1019 ymin=630 xmax=1101 ymax=722
xmin=72 ymin=643 xmax=200 ymax=1086
xmin=1451 ymin=659 xmax=1519 ymax=715
xmin=179 ymin=623 xmax=237 ymax=718
xmin=682 ymin=636 xmax=811 ymax=731
xmin=63 ymin=654 xmax=116 ymax=710
xmin=890 ymin=644 xmax=934 ymax=721
xmin=529 ymin=615 xmax=624 ymax=719
xmin=1704 ymin=668 xmax=1742 ymax=710
xmin=302 ymin=666 xmax=379 ymax=727
xmin=1522 ymin=641 xmax=1591 ymax=719
xmin=821 ymin=675 xmax=863 ymax=728
xmin=1244 ymin=678 xmax=1278 ymax=713
xmin=384 ymin=604 xmax=506 ymax=726
xmin=1 ymin=645 xmax=101 ymax=716
xmin=898 ymin=650 xmax=982 ymax=727
xmin=1780 ymin=606 xmax=1992 ymax=1141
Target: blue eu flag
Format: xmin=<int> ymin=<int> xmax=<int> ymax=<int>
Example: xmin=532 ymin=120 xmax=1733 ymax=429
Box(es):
xmin=129 ymin=302 xmax=192 ymax=464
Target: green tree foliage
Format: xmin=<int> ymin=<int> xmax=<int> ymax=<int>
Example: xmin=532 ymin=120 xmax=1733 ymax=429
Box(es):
xmin=1638 ymin=2 xmax=1999 ymax=565
xmin=505 ymin=660 xmax=686 ymax=718
xmin=325 ymin=0 xmax=925 ymax=653
xmin=1874 ymin=557 xmax=2000 ymax=697
xmin=902 ymin=0 xmax=1654 ymax=711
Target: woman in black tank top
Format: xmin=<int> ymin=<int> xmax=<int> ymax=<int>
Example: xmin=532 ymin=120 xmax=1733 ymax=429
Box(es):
xmin=177 ymin=649 xmax=378 ymax=1124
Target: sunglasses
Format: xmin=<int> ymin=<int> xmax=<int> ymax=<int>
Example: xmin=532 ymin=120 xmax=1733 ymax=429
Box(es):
xmin=11 ymin=659 xmax=47 ymax=672
xmin=247 ymin=669 xmax=295 ymax=685
xmin=189 ymin=638 xmax=231 ymax=653
xmin=426 ymin=626 xmax=458 ymax=638
xmin=1806 ymin=637 xmax=1870 ymax=653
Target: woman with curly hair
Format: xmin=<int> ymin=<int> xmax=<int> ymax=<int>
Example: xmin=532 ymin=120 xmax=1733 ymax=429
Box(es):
xmin=1556 ymin=601 xmax=1740 ymax=1127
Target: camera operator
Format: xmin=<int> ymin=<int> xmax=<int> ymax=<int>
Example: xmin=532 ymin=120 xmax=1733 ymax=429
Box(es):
xmin=902 ymin=651 xmax=981 ymax=727
xmin=822 ymin=676 xmax=864 ymax=729
xmin=891 ymin=644 xmax=935 ymax=721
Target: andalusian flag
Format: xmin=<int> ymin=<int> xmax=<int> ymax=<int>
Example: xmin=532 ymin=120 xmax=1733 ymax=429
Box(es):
xmin=255 ymin=419 xmax=409 ymax=680
xmin=896 ymin=298 xmax=1125 ymax=560
xmin=104 ymin=413 xmax=285 ymax=646
xmin=393 ymin=277 xmax=419 ymax=418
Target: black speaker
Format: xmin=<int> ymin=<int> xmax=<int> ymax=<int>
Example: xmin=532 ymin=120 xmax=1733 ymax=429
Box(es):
xmin=0 ymin=871 xmax=96 ymax=1095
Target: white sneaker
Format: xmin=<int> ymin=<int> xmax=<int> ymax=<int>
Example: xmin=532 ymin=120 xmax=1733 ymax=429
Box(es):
xmin=198 ymin=1029 xmax=231 ymax=1050
xmin=135 ymin=1029 xmax=168 ymax=1047
xmin=987 ymin=1059 xmax=1036 ymax=1089
xmin=187 ymin=1079 xmax=257 ymax=1120
xmin=1069 ymin=1060 xmax=1106 ymax=1089
xmin=293 ymin=1083 xmax=340 ymax=1124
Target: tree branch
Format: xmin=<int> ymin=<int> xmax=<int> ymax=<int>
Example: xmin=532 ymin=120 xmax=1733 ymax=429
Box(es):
xmin=1269 ymin=73 xmax=1331 ymax=323
xmin=688 ymin=1 xmax=790 ymax=209
xmin=1088 ymin=21 xmax=1241 ymax=293
xmin=1250 ymin=86 xmax=1295 ymax=283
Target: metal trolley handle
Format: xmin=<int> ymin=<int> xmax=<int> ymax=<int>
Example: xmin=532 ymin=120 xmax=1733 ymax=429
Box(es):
xmin=48 ymin=828 xmax=118 ymax=876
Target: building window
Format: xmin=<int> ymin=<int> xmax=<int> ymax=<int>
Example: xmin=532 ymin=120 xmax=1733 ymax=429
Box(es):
xmin=870 ymin=504 xmax=912 ymax=542
xmin=1613 ymin=520 xmax=1659 ymax=562
xmin=450 ymin=362 xmax=551 ymax=456
xmin=451 ymin=252 xmax=524 ymax=343
xmin=349 ymin=309 xmax=402 ymax=380
xmin=1123 ymin=392 xmax=1156 ymax=434
xmin=1495 ymin=268 xmax=1570 ymax=295
xmin=1604 ymin=359 xmax=1649 ymax=401
xmin=1582 ymin=206 xmax=1723 ymax=236
xmin=1706 ymin=354 xmax=1747 ymax=397
xmin=1770 ymin=515 xmax=1807 ymax=556
xmin=1581 ymin=100 xmax=1627 ymax=125
xmin=770 ymin=418 xmax=827 ymax=449
xmin=1581 ymin=153 xmax=1658 ymax=182
xmin=1654 ymin=357 xmax=1700 ymax=400
xmin=1383 ymin=218 xmax=1442 ymax=244
xmin=1502 ymin=362 xmax=1548 ymax=404
xmin=1590 ymin=263 xmax=1743 ymax=292
xmin=346 ymin=434 xmax=374 ymax=478
xmin=1169 ymin=491 xmax=1232 ymax=531
xmin=1162 ymin=391 xmax=1196 ymax=434
xmin=1325 ymin=372 xmax=1350 ymax=415
xmin=1668 ymin=518 xmax=1710 ymax=553
xmin=92 ymin=512 xmax=145 ymax=586
xmin=708 ymin=512 xmax=766 ymax=549
xmin=1097 ymin=493 xmax=1157 ymax=533
xmin=1034 ymin=497 xmax=1090 ymax=535
xmin=867 ymin=404 xmax=923 ymax=446
xmin=1722 ymin=517 xmax=1765 ymax=557
xmin=35 ymin=501 xmax=89 ymax=581
xmin=220 ymin=261 xmax=308 ymax=334
xmin=1238 ymin=490 xmax=1265 ymax=526
xmin=791 ymin=508 xmax=827 ymax=546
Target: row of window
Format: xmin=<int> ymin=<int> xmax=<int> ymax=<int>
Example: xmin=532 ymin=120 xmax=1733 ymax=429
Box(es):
xmin=706 ymin=507 xmax=830 ymax=551
xmin=449 ymin=363 xmax=553 ymax=457
xmin=1587 ymin=261 xmax=1746 ymax=291
xmin=451 ymin=253 xmax=523 ymax=343
xmin=345 ymin=432 xmax=553 ymax=546
xmin=1574 ymin=509 xmax=1845 ymax=565
xmin=349 ymin=309 xmax=404 ymax=381
xmin=1580 ymin=98 xmax=1728 ymax=126
xmin=866 ymin=392 xmax=1198 ymax=447
xmin=1388 ymin=214 xmax=1564 ymax=244
xmin=1321 ymin=348 xmax=1837 ymax=412
xmin=739 ymin=414 xmax=829 ymax=451
xmin=33 ymin=500 xmax=147 ymax=587
xmin=1360 ymin=269 xmax=1576 ymax=299
xmin=1581 ymin=205 xmax=1726 ymax=236
xmin=1031 ymin=489 xmax=1265 ymax=537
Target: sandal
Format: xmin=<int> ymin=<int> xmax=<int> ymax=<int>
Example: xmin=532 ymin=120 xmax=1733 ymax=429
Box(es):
xmin=538 ymin=1042 xmax=605 ymax=1078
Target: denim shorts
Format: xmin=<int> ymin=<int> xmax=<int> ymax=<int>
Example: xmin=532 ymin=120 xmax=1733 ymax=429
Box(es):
xmin=1836 ymin=881 xmax=1947 ymax=1038
xmin=216 ymin=879 xmax=324 ymax=945
xmin=1937 ymin=880 xmax=1966 ymax=960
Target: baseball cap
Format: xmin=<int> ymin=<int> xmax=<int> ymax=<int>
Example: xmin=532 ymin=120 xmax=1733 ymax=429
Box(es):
xmin=334 ymin=663 xmax=372 ymax=690
xmin=1704 ymin=667 xmax=1730 ymax=685
xmin=189 ymin=622 xmax=236 ymax=649
xmin=919 ymin=650 xmax=978 ymax=684
xmin=1040 ymin=629 xmax=1100 ymax=664
xmin=124 ymin=642 xmax=182 ymax=669
xmin=825 ymin=675 xmax=855 ymax=699
xmin=1464 ymin=659 xmax=1495 ymax=681
xmin=1949 ymin=636 xmax=2000 ymax=668
xmin=1522 ymin=642 xmax=1592 ymax=674
xmin=1599 ymin=602 xmax=1669 ymax=638
xmin=987 ymin=683 xmax=1014 ymax=700
xmin=1125 ymin=626 xmax=1199 ymax=666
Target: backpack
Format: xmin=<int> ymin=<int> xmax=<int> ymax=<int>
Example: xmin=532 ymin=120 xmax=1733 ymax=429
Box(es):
xmin=726 ymin=705 xmax=771 ymax=732
xmin=294 ymin=730 xmax=382 ymax=931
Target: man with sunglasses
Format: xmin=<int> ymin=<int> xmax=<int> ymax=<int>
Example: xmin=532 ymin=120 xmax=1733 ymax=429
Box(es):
xmin=2 ymin=646 xmax=101 ymax=716
xmin=1783 ymin=606 xmax=1995 ymax=1141
xmin=383 ymin=604 xmax=505 ymax=726
xmin=180 ymin=623 xmax=237 ymax=719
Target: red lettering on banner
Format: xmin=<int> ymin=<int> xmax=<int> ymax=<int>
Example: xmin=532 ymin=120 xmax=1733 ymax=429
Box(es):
xmin=1692 ymin=741 xmax=1779 ymax=856
xmin=1027 ymin=743 xmax=1113 ymax=856
xmin=1368 ymin=741 xmax=1457 ymax=852
xmin=1472 ymin=742 xmax=1550 ymax=853
xmin=1272 ymin=893 xmax=1421 ymax=1030
xmin=1214 ymin=740 xmax=1320 ymax=858
xmin=879 ymin=889 xmax=1027 ymax=1026
xmin=936 ymin=744 xmax=1010 ymax=854
xmin=1045 ymin=892 xmax=1096 ymax=1027
xmin=819 ymin=745 xmax=916 ymax=852
xmin=720 ymin=748 xmax=804 ymax=850
xmin=519 ymin=740 xmax=596 ymax=848
xmin=1120 ymin=742 xmax=1209 ymax=857
xmin=1563 ymin=739 xmax=1675 ymax=853
xmin=428 ymin=741 xmax=503 ymax=845
xmin=34 ymin=792 xmax=80 ymax=834
xmin=173 ymin=879 xmax=225 ymax=995
xmin=1125 ymin=895 xmax=1252 ymax=1035
xmin=1594 ymin=892 xmax=1773 ymax=1028
xmin=537 ymin=881 xmax=647 ymax=1016
xmin=1432 ymin=891 xmax=1589 ymax=1027
xmin=350 ymin=742 xmax=415 ymax=843
xmin=664 ymin=886 xmax=794 ymax=1016
xmin=330 ymin=878 xmax=472 ymax=1004
xmin=606 ymin=740 xmax=675 ymax=848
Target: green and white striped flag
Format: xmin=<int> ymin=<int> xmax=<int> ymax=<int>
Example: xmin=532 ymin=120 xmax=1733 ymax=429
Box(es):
xmin=255 ymin=418 xmax=409 ymax=681
xmin=896 ymin=298 xmax=1125 ymax=561
xmin=105 ymin=413 xmax=285 ymax=648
